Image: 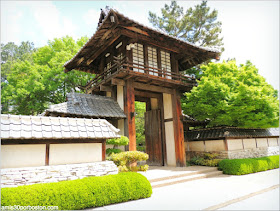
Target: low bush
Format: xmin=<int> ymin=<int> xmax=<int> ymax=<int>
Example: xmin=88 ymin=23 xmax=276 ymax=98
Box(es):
xmin=190 ymin=153 xmax=222 ymax=167
xmin=1 ymin=172 xmax=152 ymax=210
xmin=106 ymin=136 xmax=129 ymax=156
xmin=106 ymin=136 xmax=129 ymax=146
xmin=106 ymin=148 xmax=122 ymax=156
xmin=218 ymin=155 xmax=279 ymax=175
xmin=109 ymin=151 xmax=149 ymax=172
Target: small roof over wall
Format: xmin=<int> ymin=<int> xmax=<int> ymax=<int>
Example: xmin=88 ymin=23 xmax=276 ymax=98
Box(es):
xmin=1 ymin=114 xmax=120 ymax=140
xmin=182 ymin=114 xmax=210 ymax=127
xmin=186 ymin=127 xmax=279 ymax=141
xmin=43 ymin=93 xmax=126 ymax=119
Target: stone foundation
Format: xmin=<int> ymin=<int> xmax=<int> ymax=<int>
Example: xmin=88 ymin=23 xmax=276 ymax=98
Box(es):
xmin=227 ymin=146 xmax=279 ymax=159
xmin=1 ymin=161 xmax=118 ymax=188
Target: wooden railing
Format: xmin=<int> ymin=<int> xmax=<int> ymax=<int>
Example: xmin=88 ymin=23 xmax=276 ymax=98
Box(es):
xmin=81 ymin=57 xmax=196 ymax=91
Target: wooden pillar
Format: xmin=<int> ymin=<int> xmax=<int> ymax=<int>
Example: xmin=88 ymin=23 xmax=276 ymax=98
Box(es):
xmin=45 ymin=143 xmax=50 ymax=166
xmin=172 ymin=89 xmax=186 ymax=167
xmin=102 ymin=140 xmax=106 ymax=161
xmin=126 ymin=79 xmax=136 ymax=151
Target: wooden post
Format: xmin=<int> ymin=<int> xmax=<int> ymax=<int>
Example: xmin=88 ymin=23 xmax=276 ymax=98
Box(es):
xmin=126 ymin=79 xmax=136 ymax=151
xmin=172 ymin=89 xmax=186 ymax=167
xmin=102 ymin=140 xmax=106 ymax=161
xmin=45 ymin=144 xmax=50 ymax=166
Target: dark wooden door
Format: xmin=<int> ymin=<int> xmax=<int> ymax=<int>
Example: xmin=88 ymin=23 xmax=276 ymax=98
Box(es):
xmin=145 ymin=109 xmax=163 ymax=166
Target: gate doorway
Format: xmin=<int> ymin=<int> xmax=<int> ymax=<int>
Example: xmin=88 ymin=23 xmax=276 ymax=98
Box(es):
xmin=145 ymin=109 xmax=163 ymax=166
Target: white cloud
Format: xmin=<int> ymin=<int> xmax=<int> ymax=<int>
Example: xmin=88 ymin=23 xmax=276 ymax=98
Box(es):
xmin=1 ymin=1 xmax=23 ymax=44
xmin=83 ymin=8 xmax=100 ymax=28
xmin=30 ymin=1 xmax=77 ymax=41
xmin=1 ymin=1 xmax=78 ymax=45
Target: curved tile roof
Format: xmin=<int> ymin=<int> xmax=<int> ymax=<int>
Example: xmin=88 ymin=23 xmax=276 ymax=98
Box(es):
xmin=1 ymin=114 xmax=120 ymax=140
xmin=44 ymin=93 xmax=126 ymax=119
xmin=186 ymin=127 xmax=279 ymax=141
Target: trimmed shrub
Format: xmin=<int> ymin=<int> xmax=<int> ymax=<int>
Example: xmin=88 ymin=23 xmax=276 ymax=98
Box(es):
xmin=110 ymin=151 xmax=149 ymax=172
xmin=106 ymin=148 xmax=122 ymax=156
xmin=106 ymin=136 xmax=129 ymax=156
xmin=218 ymin=155 xmax=279 ymax=175
xmin=190 ymin=153 xmax=222 ymax=167
xmin=106 ymin=136 xmax=129 ymax=146
xmin=1 ymin=172 xmax=152 ymax=210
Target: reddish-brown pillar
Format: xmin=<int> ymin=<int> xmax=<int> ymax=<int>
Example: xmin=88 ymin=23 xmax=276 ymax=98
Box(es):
xmin=172 ymin=89 xmax=186 ymax=167
xmin=126 ymin=79 xmax=136 ymax=151
xmin=102 ymin=140 xmax=106 ymax=161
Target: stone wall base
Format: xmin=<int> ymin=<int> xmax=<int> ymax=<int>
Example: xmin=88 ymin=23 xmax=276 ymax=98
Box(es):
xmin=186 ymin=146 xmax=279 ymax=160
xmin=227 ymin=146 xmax=279 ymax=159
xmin=1 ymin=161 xmax=118 ymax=188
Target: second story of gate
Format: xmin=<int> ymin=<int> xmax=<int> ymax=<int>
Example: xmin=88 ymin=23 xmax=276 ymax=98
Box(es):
xmin=64 ymin=9 xmax=220 ymax=93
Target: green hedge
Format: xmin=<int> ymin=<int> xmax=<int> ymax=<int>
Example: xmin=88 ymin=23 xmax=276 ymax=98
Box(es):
xmin=218 ymin=155 xmax=279 ymax=175
xmin=1 ymin=172 xmax=152 ymax=210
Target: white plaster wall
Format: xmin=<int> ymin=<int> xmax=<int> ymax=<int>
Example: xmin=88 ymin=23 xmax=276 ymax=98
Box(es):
xmin=151 ymin=98 xmax=158 ymax=110
xmin=243 ymin=139 xmax=257 ymax=149
xmin=227 ymin=139 xmax=243 ymax=151
xmin=188 ymin=141 xmax=205 ymax=152
xmin=49 ymin=143 xmax=102 ymax=165
xmin=205 ymin=140 xmax=225 ymax=151
xmin=256 ymin=138 xmax=268 ymax=148
xmin=268 ymin=138 xmax=278 ymax=147
xmin=163 ymin=93 xmax=173 ymax=119
xmin=165 ymin=121 xmax=176 ymax=166
xmin=117 ymin=85 xmax=124 ymax=110
xmin=1 ymin=144 xmax=46 ymax=168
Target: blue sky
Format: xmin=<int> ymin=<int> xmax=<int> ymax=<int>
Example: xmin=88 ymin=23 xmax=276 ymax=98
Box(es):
xmin=1 ymin=1 xmax=279 ymax=91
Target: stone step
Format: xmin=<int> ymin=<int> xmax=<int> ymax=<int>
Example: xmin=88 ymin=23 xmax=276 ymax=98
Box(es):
xmin=151 ymin=170 xmax=223 ymax=188
xmin=149 ymin=167 xmax=218 ymax=183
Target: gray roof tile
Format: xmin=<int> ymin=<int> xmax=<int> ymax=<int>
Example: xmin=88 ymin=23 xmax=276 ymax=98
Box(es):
xmin=43 ymin=93 xmax=126 ymax=119
xmin=186 ymin=127 xmax=279 ymax=141
xmin=1 ymin=114 xmax=120 ymax=140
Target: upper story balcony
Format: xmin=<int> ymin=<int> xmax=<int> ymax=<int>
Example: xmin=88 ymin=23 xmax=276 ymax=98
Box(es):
xmin=81 ymin=56 xmax=197 ymax=93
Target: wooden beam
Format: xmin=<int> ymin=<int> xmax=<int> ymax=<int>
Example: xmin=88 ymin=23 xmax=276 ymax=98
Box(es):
xmin=1 ymin=139 xmax=104 ymax=145
xmin=120 ymin=28 xmax=181 ymax=54
xmin=122 ymin=26 xmax=150 ymax=36
xmin=172 ymin=89 xmax=186 ymax=167
xmin=86 ymin=31 xmax=121 ymax=65
xmin=134 ymin=90 xmax=162 ymax=99
xmin=126 ymin=79 xmax=136 ymax=151
xmin=111 ymin=78 xmax=125 ymax=86
xmin=133 ymin=82 xmax=173 ymax=94
xmin=100 ymin=85 xmax=112 ymax=92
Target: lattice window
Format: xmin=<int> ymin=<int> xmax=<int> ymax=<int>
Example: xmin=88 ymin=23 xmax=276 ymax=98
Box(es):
xmin=161 ymin=50 xmax=171 ymax=79
xmin=116 ymin=53 xmax=124 ymax=71
xmin=148 ymin=46 xmax=158 ymax=76
xmin=132 ymin=43 xmax=144 ymax=73
xmin=105 ymin=61 xmax=112 ymax=77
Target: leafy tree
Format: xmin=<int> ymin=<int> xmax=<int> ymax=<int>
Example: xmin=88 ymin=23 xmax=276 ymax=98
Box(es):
xmin=149 ymin=1 xmax=223 ymax=50
xmin=135 ymin=101 xmax=146 ymax=152
xmin=1 ymin=41 xmax=36 ymax=83
xmin=181 ymin=60 xmax=279 ymax=128
xmin=1 ymin=36 xmax=95 ymax=115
